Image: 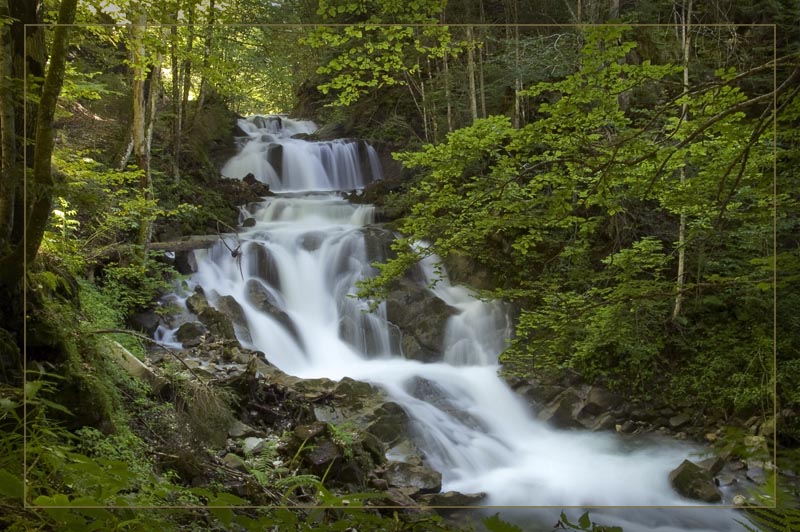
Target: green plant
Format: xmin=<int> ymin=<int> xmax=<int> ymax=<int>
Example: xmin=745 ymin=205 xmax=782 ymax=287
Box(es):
xmin=328 ymin=421 xmax=359 ymax=460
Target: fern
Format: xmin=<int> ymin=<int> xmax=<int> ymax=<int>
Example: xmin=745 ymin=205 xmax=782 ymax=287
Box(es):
xmin=739 ymin=507 xmax=800 ymax=532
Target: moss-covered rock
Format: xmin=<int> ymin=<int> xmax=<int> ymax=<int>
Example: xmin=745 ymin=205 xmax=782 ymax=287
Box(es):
xmin=668 ymin=459 xmax=722 ymax=502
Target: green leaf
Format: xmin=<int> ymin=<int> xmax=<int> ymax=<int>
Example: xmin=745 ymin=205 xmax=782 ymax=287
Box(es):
xmin=579 ymin=511 xmax=591 ymax=529
xmin=0 ymin=469 xmax=24 ymax=499
xmin=210 ymin=507 xmax=234 ymax=525
xmin=482 ymin=513 xmax=523 ymax=532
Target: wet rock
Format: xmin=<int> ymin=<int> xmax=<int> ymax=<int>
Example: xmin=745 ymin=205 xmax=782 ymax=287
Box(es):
xmin=443 ymin=252 xmax=494 ymax=291
xmin=588 ymin=412 xmax=617 ymax=432
xmin=294 ymin=422 xmax=328 ymax=441
xmin=715 ymin=474 xmax=738 ymax=487
xmin=186 ymin=290 xmax=210 ymax=315
xmin=406 ymin=377 xmax=485 ymax=430
xmin=128 ymin=310 xmax=161 ymax=335
xmin=299 ymin=231 xmax=326 ymax=251
xmin=417 ymin=491 xmax=487 ymax=507
xmin=746 ymin=465 xmax=766 ymax=485
xmin=384 ymin=461 xmax=442 ymax=494
xmin=213 ymin=294 xmax=252 ymax=344
xmin=228 ymin=420 xmax=260 ymax=438
xmin=244 ymin=279 xmax=301 ymax=343
xmin=338 ymin=314 xmax=400 ymax=357
xmin=242 ymin=437 xmax=266 ymax=455
xmin=537 ymin=388 xmax=583 ymax=429
xmin=248 ymin=244 xmax=281 ymax=290
xmin=266 ymin=144 xmax=283 ymax=180
xmin=385 ymin=278 xmax=457 ymax=362
xmin=382 ymin=487 xmax=418 ymax=507
xmin=668 ymin=459 xmax=722 ymax=502
xmin=198 ymin=307 xmax=237 ymax=341
xmin=241 ymin=217 xmax=257 ymax=228
xmin=362 ymin=226 xmax=396 ymax=263
xmin=517 ymin=382 xmax=566 ymax=405
xmin=581 ymin=386 xmax=623 ymax=416
xmin=223 ymin=453 xmax=248 ymax=473
xmin=616 ymin=420 xmax=636 ymax=434
xmin=310 ymin=379 xmax=411 ymax=447
xmin=669 ymin=414 xmax=691 ymax=429
xmin=305 ymin=438 xmax=342 ymax=467
xmin=313 ymin=122 xmax=348 ymax=140
xmin=174 ymin=251 xmax=198 ymax=274
xmin=176 ymin=321 xmax=207 ymax=347
xmin=252 ymin=115 xmax=282 ymax=130
xmin=698 ymin=456 xmax=726 ymax=476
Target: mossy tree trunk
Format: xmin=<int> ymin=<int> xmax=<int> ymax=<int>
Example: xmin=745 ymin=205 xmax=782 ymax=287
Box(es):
xmin=0 ymin=0 xmax=77 ymax=374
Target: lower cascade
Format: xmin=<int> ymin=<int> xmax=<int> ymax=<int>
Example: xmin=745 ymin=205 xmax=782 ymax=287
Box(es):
xmin=161 ymin=115 xmax=743 ymax=531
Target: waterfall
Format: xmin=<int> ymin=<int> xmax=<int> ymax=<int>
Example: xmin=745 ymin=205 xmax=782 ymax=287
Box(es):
xmin=168 ymin=115 xmax=745 ymax=531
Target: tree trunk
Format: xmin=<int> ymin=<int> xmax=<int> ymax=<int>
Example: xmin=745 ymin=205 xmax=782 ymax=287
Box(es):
xmin=466 ymin=25 xmax=478 ymax=123
xmin=181 ymin=2 xmax=195 ymax=134
xmin=191 ymin=0 xmax=215 ymax=129
xmin=170 ymin=12 xmax=182 ymax=183
xmin=673 ymin=0 xmax=692 ymax=321
xmin=27 ymin=0 xmax=78 ymax=267
xmin=420 ymin=74 xmax=429 ymax=143
xmin=478 ymin=0 xmax=487 ymax=118
xmin=513 ymin=8 xmax=521 ymax=128
xmin=443 ymin=54 xmax=453 ymax=133
xmin=130 ymin=13 xmax=152 ymax=251
xmin=427 ymin=57 xmax=439 ymax=143
xmin=0 ymin=0 xmax=16 ymax=240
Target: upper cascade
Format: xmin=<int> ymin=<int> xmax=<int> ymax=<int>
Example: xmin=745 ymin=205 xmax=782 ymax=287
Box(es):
xmin=221 ymin=114 xmax=383 ymax=193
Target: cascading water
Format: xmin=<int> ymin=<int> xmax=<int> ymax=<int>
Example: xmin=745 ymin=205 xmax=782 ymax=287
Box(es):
xmin=167 ymin=115 xmax=746 ymax=531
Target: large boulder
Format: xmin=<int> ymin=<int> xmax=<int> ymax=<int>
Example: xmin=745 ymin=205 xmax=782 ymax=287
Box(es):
xmin=385 ymin=278 xmax=457 ymax=362
xmin=127 ymin=310 xmax=161 ymax=335
xmin=244 ymin=279 xmax=301 ymax=344
xmin=580 ymin=386 xmax=623 ymax=417
xmin=266 ymin=144 xmax=283 ymax=181
xmin=186 ymin=290 xmax=210 ymax=315
xmin=417 ymin=491 xmax=487 ymax=507
xmin=174 ymin=251 xmax=198 ymax=274
xmin=197 ymin=307 xmax=237 ymax=341
xmin=537 ymin=388 xmax=584 ymax=429
xmin=247 ymin=243 xmax=281 ymax=290
xmin=212 ymin=293 xmax=252 ymax=344
xmin=362 ymin=226 xmax=396 ymax=263
xmin=443 ymin=253 xmax=494 ymax=291
xmin=668 ymin=460 xmax=722 ymax=502
xmin=384 ymin=461 xmax=442 ymax=494
xmin=310 ymin=378 xmax=411 ymax=448
xmin=176 ymin=321 xmax=207 ymax=348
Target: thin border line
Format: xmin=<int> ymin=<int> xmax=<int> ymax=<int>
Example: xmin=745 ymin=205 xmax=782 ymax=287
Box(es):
xmin=22 ymin=22 xmax=778 ymax=513
xmin=22 ymin=18 xmax=28 ymax=513
xmin=772 ymin=22 xmax=778 ymax=505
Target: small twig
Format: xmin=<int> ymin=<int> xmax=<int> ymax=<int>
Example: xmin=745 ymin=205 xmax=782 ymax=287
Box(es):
xmin=215 ymin=220 xmax=245 ymax=281
xmin=87 ymin=328 xmax=210 ymax=389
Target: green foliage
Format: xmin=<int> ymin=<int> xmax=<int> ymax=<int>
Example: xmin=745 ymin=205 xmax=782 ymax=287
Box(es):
xmin=101 ymin=254 xmax=174 ymax=316
xmin=328 ymin=420 xmax=359 ymax=459
xmin=362 ymin=26 xmax=778 ymax=415
xmin=304 ymin=0 xmax=451 ymax=107
xmin=483 ymin=513 xmax=524 ymax=532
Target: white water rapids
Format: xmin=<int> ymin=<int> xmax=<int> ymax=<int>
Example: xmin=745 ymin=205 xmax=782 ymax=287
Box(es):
xmin=166 ymin=115 xmax=748 ymax=531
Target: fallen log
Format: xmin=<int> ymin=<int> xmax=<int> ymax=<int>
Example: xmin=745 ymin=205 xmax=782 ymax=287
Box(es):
xmin=150 ymin=235 xmax=232 ymax=252
xmin=91 ymin=234 xmax=235 ymax=261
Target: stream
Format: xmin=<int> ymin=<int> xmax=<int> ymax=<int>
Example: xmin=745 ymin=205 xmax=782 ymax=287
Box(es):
xmin=162 ymin=115 xmax=748 ymax=531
